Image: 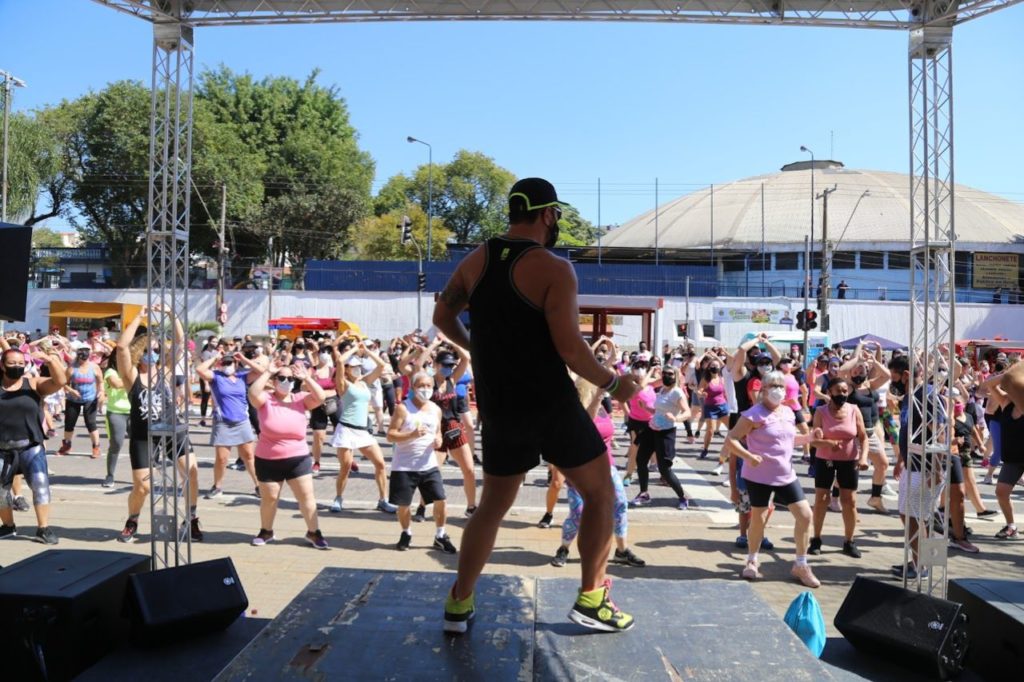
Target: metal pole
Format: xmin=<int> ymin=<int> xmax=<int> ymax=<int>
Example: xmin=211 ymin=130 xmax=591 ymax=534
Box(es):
xmin=1 ymin=77 xmax=9 ymax=222
xmin=267 ymin=236 xmax=274 ymax=325
xmin=803 ymin=235 xmax=810 ymax=367
xmin=217 ymin=182 xmax=226 ymax=321
xmin=654 ymin=177 xmax=659 ymax=266
xmin=710 ymin=184 xmax=715 ymax=270
xmin=426 ymin=143 xmax=433 ymax=261
xmin=685 ymin=275 xmax=690 ymax=321
xmin=597 ymin=177 xmax=602 ymax=266
xmin=818 ymin=185 xmax=836 ymax=331
xmin=761 ymin=182 xmax=766 ymax=295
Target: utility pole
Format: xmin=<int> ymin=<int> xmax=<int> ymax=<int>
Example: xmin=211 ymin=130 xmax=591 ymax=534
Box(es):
xmin=1 ymin=69 xmax=27 ymax=223
xmin=267 ymin=236 xmax=274 ymax=331
xmin=817 ymin=185 xmax=837 ymax=332
xmin=216 ymin=183 xmax=227 ymax=327
xmin=802 ymin=235 xmax=810 ymax=367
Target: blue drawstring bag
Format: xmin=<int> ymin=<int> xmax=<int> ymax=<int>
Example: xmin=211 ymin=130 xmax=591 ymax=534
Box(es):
xmin=784 ymin=591 xmax=827 ymax=658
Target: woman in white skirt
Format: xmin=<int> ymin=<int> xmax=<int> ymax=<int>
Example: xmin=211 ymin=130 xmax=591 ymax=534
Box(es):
xmin=329 ymin=339 xmax=396 ymax=514
xmin=196 ymin=351 xmax=258 ymax=497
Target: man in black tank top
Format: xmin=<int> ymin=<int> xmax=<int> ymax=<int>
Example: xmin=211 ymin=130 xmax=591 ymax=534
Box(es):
xmin=433 ymin=178 xmax=641 ymax=634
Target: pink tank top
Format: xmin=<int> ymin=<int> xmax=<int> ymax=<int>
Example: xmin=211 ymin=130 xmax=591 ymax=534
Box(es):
xmin=627 ymin=386 xmax=655 ymax=421
xmin=704 ymin=378 xmax=726 ymax=406
xmin=783 ymin=373 xmax=801 ymax=410
xmin=593 ymin=408 xmax=616 ymax=467
xmin=817 ymin=404 xmax=858 ymax=461
xmin=255 ymin=392 xmax=311 ymax=460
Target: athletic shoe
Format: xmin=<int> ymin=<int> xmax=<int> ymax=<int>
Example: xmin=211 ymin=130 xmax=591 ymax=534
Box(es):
xmin=551 ymin=546 xmax=569 ymax=567
xmin=199 ymin=419 xmax=207 ymax=427
xmin=892 ymin=562 xmax=929 ymax=580
xmin=251 ymin=529 xmax=275 ymax=546
xmin=396 ymin=531 xmax=412 ymax=551
xmin=473 ymin=454 xmax=482 ymax=466
xmin=613 ymin=548 xmax=646 ymax=567
xmin=204 ymin=487 xmax=223 ymax=499
xmin=841 ymin=540 xmax=862 ymax=559
xmin=12 ymin=496 xmax=29 ymax=512
xmin=57 ymin=440 xmax=71 ymax=456
xmin=677 ymin=499 xmax=690 ymax=511
xmin=698 ymin=449 xmax=709 ymax=460
xmin=0 ymin=524 xmax=17 ymax=539
xmin=630 ymin=492 xmax=651 ymax=507
xmin=329 ymin=496 xmax=343 ymax=513
xmin=538 ymin=512 xmax=554 ymax=529
xmin=828 ymin=498 xmax=842 ymax=513
xmin=977 ymin=509 xmax=998 ymax=518
xmin=433 ymin=534 xmax=457 ymax=554
xmin=995 ymin=525 xmax=1019 ymax=540
xmin=118 ymin=519 xmax=139 ymax=543
xmin=949 ymin=537 xmax=980 ymax=554
xmin=350 ymin=460 xmax=360 ymax=473
xmin=791 ymin=563 xmax=821 ymax=588
xmin=444 ymin=589 xmax=476 ymax=634
xmin=305 ymin=529 xmax=329 ymax=550
xmin=867 ymin=497 xmax=888 ymax=514
xmin=621 ymin=476 xmax=632 ymax=487
xmin=33 ymin=527 xmax=58 ymax=545
xmin=741 ymin=560 xmax=762 ymax=580
xmin=711 ymin=464 xmax=723 ymax=476
xmin=760 ymin=537 xmax=774 ymax=551
xmin=227 ymin=460 xmax=246 ymax=471
xmin=647 ymin=461 xmax=658 ymax=472
xmin=807 ymin=464 xmax=816 ymax=477
xmin=91 ymin=446 xmax=101 ymax=459
xmin=189 ymin=518 xmax=204 ymax=542
xmin=312 ymin=461 xmax=320 ymax=474
xmin=687 ymin=436 xmax=696 ymax=445
xmin=735 ymin=535 xmax=749 ymax=549
xmin=808 ymin=537 xmax=823 ymax=555
xmin=882 ymin=483 xmax=898 ymax=496
xmin=377 ymin=499 xmax=397 ymax=514
xmin=464 ymin=506 xmax=477 ymax=517
xmin=568 ymin=579 xmax=635 ymax=633
xmin=102 ymin=474 xmax=114 ymax=488
xmin=983 ymin=474 xmax=994 ymax=485
xmin=254 ymin=486 xmax=260 ymax=498
xmin=413 ymin=504 xmax=426 ymax=522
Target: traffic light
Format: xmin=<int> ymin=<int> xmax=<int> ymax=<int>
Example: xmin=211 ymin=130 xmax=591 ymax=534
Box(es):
xmin=399 ymin=215 xmax=413 ymax=245
xmin=796 ymin=309 xmax=806 ymax=331
xmin=796 ymin=309 xmax=818 ymax=331
xmin=417 ymin=272 xmax=426 ymax=291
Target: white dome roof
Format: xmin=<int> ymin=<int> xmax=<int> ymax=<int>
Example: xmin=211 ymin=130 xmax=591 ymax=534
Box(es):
xmin=601 ymin=164 xmax=1024 ymax=251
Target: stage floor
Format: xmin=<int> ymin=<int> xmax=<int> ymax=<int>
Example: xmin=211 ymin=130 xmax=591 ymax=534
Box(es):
xmin=214 ymin=569 xmax=861 ymax=681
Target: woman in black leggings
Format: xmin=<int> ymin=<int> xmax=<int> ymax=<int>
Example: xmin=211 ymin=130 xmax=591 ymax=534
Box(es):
xmin=630 ymin=366 xmax=694 ymax=509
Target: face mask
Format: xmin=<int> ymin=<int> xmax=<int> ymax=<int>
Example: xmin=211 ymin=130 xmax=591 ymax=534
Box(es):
xmin=851 ymin=374 xmax=866 ymax=385
xmin=440 ymin=366 xmax=454 ymax=378
xmin=544 ymin=215 xmax=560 ymax=249
xmin=954 ymin=403 xmax=965 ymax=416
xmin=320 ymin=352 xmax=332 ymax=364
xmin=140 ymin=352 xmax=159 ymax=367
xmin=830 ymin=394 xmax=848 ymax=407
xmin=765 ymin=387 xmax=786 ymax=406
xmin=4 ymin=365 xmax=25 ymax=380
xmin=275 ymin=379 xmax=293 ymax=393
xmin=708 ymin=367 xmax=720 ymax=375
xmin=221 ymin=365 xmax=236 ymax=376
xmin=632 ymin=368 xmax=644 ymax=377
xmin=757 ymin=365 xmax=770 ymax=376
xmin=662 ymin=374 xmax=676 ymax=386
xmin=347 ymin=366 xmax=362 ymax=379
xmin=76 ymin=352 xmax=90 ymax=363
xmin=426 ymin=367 xmax=436 ymax=377
xmin=937 ymin=369 xmax=949 ymax=378
xmin=415 ymin=388 xmax=433 ymax=402
xmin=596 ymin=355 xmax=607 ymax=364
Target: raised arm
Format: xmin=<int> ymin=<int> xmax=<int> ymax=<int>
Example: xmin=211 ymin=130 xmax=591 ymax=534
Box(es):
xmin=196 ymin=350 xmax=220 ymax=382
xmin=116 ymin=305 xmax=147 ymax=388
xmin=248 ymin=360 xmax=276 ymax=409
xmin=31 ymin=350 xmax=68 ymax=397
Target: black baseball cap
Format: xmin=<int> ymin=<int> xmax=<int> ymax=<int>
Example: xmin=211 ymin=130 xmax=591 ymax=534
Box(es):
xmin=436 ymin=351 xmax=458 ymax=366
xmin=508 ymin=178 xmax=570 ymax=213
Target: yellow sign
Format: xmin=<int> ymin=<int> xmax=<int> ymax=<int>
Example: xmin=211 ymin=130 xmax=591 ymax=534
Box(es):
xmin=973 ymin=253 xmax=1019 ymax=290
xmin=579 ymin=314 xmax=623 ymax=327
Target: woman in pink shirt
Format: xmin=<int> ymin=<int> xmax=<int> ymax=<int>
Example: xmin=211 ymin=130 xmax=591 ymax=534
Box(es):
xmin=248 ymin=361 xmax=328 ymax=549
xmin=726 ymin=370 xmax=823 ymax=587
xmin=810 ymin=376 xmax=869 ymax=559
xmin=621 ymin=360 xmax=656 ymax=486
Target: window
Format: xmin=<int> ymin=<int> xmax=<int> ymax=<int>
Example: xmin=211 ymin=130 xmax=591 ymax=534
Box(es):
xmin=860 ymin=251 xmax=885 ymax=270
xmin=722 ymin=256 xmax=746 ymax=272
xmin=775 ymin=252 xmax=800 ymax=270
xmin=749 ymin=252 xmax=769 ymax=271
xmin=954 ymin=252 xmax=971 ymax=288
xmin=832 ymin=251 xmax=856 ymax=270
xmin=810 ymin=253 xmax=823 ymax=271
xmin=888 ymin=252 xmax=909 ymax=269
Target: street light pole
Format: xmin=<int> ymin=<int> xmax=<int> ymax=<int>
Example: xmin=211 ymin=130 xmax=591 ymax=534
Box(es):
xmin=267 ymin=236 xmax=274 ymax=331
xmin=407 ymin=136 xmax=433 ymax=261
xmin=1 ymin=69 xmax=27 ymax=223
xmin=800 ymin=145 xmax=815 ymax=299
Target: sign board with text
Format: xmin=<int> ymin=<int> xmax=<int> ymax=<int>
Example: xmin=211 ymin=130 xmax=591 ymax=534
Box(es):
xmin=973 ymin=253 xmax=1019 ymax=290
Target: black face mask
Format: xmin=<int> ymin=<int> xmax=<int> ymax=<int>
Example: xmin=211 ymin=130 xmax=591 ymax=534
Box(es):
xmin=708 ymin=367 xmax=720 ymax=375
xmin=662 ymin=374 xmax=676 ymax=386
xmin=851 ymin=374 xmax=866 ymax=385
xmin=76 ymin=352 xmax=90 ymax=363
xmin=544 ymin=214 xmax=559 ymax=249
xmin=891 ymin=380 xmax=906 ymax=396
xmin=831 ymin=394 xmax=848 ymax=407
xmin=4 ymin=365 xmax=25 ymax=380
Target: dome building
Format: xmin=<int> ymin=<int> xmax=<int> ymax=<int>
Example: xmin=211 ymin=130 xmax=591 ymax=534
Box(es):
xmin=598 ymin=161 xmax=1024 ymax=303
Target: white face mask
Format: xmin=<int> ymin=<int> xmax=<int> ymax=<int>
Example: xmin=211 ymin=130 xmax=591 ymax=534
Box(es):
xmin=275 ymin=379 xmax=293 ymax=393
xmin=319 ymin=352 xmax=332 ymax=366
xmin=765 ymin=387 xmax=786 ymax=406
xmin=415 ymin=388 xmax=433 ymax=402
xmin=425 ymin=367 xmax=436 ymax=377
xmin=757 ymin=365 xmax=770 ymax=376
xmin=221 ymin=365 xmax=236 ymax=376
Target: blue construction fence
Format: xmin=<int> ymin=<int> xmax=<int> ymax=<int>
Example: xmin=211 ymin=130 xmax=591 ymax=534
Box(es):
xmin=305 ymin=256 xmax=718 ymax=298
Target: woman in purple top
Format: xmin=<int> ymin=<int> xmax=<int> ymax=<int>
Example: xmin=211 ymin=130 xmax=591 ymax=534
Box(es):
xmin=196 ymin=351 xmax=258 ymax=497
xmin=726 ymin=370 xmax=823 ymax=588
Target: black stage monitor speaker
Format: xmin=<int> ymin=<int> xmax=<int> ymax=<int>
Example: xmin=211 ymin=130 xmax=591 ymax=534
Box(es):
xmin=0 ymin=222 xmax=32 ymax=322
xmin=948 ymin=578 xmax=1024 ymax=681
xmin=0 ymin=549 xmax=151 ymax=681
xmin=125 ymin=557 xmax=248 ymax=644
xmin=835 ymin=576 xmax=968 ymax=680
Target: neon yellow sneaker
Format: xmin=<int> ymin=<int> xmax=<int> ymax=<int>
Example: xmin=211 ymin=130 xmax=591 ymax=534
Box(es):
xmin=443 ymin=587 xmax=475 ymax=634
xmin=568 ymin=578 xmax=635 ymax=632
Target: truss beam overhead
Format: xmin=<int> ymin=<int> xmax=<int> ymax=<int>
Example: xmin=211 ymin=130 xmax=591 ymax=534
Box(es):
xmin=89 ymin=0 xmax=1023 ymax=29
xmin=145 ymin=7 xmax=195 ymax=570
xmin=902 ymin=5 xmax=956 ymax=598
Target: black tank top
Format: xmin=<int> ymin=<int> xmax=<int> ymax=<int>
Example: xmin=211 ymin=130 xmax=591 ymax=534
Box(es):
xmin=468 ymin=237 xmax=577 ymax=421
xmin=0 ymin=379 xmax=45 ymax=445
xmin=129 ymin=375 xmax=171 ymax=440
xmin=847 ymin=387 xmax=879 ymax=428
xmin=734 ymin=373 xmax=754 ymax=413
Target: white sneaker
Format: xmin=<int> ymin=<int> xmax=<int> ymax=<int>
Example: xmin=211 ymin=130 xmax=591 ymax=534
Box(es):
xmin=711 ymin=464 xmax=723 ymax=476
xmin=882 ymin=483 xmax=898 ymax=497
xmin=329 ymin=496 xmax=343 ymax=513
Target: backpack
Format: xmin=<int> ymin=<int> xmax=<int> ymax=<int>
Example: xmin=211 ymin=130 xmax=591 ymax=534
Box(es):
xmin=783 ymin=591 xmax=827 ymax=658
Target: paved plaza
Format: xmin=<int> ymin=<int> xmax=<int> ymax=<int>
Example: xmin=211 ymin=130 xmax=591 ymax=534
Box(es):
xmin=3 ymin=417 xmax=1022 ymax=638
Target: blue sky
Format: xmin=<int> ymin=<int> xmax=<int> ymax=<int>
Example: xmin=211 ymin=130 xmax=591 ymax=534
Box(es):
xmin=2 ymin=2 xmax=1022 ymax=227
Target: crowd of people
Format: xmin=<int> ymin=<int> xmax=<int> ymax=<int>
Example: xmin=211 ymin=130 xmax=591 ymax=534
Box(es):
xmin=1 ymin=177 xmax=1021 ymax=637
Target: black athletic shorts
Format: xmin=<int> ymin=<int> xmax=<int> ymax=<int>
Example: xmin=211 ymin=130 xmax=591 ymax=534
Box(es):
xmin=254 ymin=455 xmax=313 ymax=483
xmin=728 ymin=412 xmax=741 ymax=430
xmin=129 ymin=437 xmax=183 ymax=471
xmin=949 ymin=455 xmax=964 ymax=486
xmin=997 ymin=461 xmax=1024 ymax=486
xmin=626 ymin=417 xmax=649 ymax=444
xmin=479 ymin=399 xmax=606 ymax=477
xmin=309 ymin=405 xmax=339 ymax=431
xmin=813 ymin=458 xmax=859 ymax=491
xmin=745 ymin=478 xmax=806 ymax=508
xmin=389 ymin=468 xmax=446 ymax=507
xmin=793 ymin=408 xmax=807 ymax=426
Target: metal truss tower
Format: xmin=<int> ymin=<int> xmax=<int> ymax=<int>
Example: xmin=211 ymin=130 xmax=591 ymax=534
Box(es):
xmin=145 ymin=4 xmax=194 ymax=570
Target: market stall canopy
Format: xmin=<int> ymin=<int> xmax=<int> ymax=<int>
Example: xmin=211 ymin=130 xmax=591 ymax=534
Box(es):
xmin=837 ymin=333 xmax=906 ymax=351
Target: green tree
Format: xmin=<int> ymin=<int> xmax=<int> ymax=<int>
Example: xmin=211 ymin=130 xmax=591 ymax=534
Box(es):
xmin=351 ymin=205 xmax=451 ymax=261
xmin=555 ymin=205 xmax=599 ymax=247
xmin=4 ymin=107 xmax=76 ymax=226
xmin=31 ymin=227 xmax=64 ymax=248
xmin=381 ymin=150 xmax=515 ymax=244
